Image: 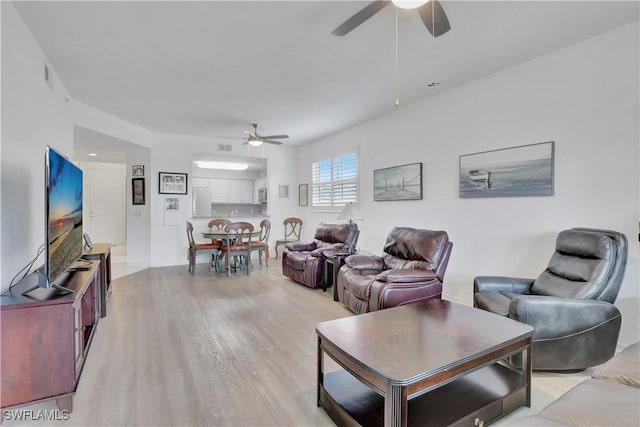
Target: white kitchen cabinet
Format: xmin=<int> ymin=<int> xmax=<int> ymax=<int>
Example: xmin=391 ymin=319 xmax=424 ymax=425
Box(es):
xmin=192 ymin=178 xmax=210 ymax=188
xmin=229 ymin=180 xmax=253 ymax=203
xmin=210 ymin=179 xmax=231 ymax=203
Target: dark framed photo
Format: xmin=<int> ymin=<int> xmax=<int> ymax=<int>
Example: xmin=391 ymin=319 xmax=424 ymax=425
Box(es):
xmin=132 ymin=178 xmax=145 ymax=205
xmin=374 ymin=162 xmax=423 ymax=201
xmin=132 ymin=164 xmax=144 ymax=177
xmin=459 ymin=141 xmax=554 ymax=198
xmin=159 ymin=172 xmax=188 ymax=195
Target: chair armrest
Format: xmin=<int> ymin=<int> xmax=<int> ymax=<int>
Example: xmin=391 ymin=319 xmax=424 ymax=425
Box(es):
xmin=344 ymin=254 xmax=384 ymax=271
xmin=474 ymin=276 xmax=534 ymax=294
xmin=286 ymin=241 xmax=316 ymax=252
xmin=376 ymin=269 xmax=438 ymax=283
xmin=509 ymin=296 xmax=621 ymax=339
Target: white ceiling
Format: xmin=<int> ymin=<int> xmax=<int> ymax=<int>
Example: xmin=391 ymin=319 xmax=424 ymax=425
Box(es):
xmin=14 ymin=1 xmax=640 ymax=148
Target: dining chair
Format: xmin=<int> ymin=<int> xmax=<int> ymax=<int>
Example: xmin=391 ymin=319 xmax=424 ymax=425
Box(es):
xmin=274 ymin=217 xmax=303 ymax=259
xmin=249 ymin=219 xmax=271 ymax=267
xmin=208 ymin=218 xmax=231 ymax=243
xmin=186 ymin=221 xmax=220 ymax=275
xmin=220 ymin=221 xmax=254 ymax=277
xmin=208 ymin=218 xmax=231 ymax=270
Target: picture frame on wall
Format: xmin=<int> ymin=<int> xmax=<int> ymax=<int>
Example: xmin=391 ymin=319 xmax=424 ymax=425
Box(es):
xmin=374 ymin=162 xmax=423 ymax=201
xmin=459 ymin=141 xmax=554 ymax=199
xmin=299 ymin=184 xmax=308 ymax=206
xmin=159 ymin=172 xmax=188 ymax=195
xmin=132 ymin=164 xmax=144 ymax=177
xmin=132 ymin=177 xmax=145 ymax=205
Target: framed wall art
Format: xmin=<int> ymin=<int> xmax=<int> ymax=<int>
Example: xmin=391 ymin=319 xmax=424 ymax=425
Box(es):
xmin=159 ymin=172 xmax=188 ymax=195
xmin=298 ymin=184 xmax=308 ymax=206
xmin=132 ymin=177 xmax=145 ymax=205
xmin=374 ymin=162 xmax=422 ymax=201
xmin=132 ymin=164 xmax=144 ymax=177
xmin=459 ymin=141 xmax=554 ymax=198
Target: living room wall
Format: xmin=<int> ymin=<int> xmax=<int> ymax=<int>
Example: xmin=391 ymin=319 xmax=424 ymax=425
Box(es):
xmin=296 ymin=22 xmax=639 ymax=346
xmin=1 ymin=2 xmax=74 ymax=290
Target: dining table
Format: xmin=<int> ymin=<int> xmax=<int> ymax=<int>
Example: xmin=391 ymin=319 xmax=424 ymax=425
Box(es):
xmin=201 ymin=227 xmax=262 ymax=273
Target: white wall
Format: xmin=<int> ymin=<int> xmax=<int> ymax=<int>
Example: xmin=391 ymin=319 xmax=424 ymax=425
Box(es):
xmin=298 ymin=23 xmax=640 ymax=347
xmin=1 ymin=2 xmax=74 ymax=291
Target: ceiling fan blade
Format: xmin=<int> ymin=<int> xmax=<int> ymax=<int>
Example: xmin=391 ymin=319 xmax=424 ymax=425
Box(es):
xmin=418 ymin=0 xmax=451 ymax=38
xmin=263 ymin=139 xmax=283 ymax=145
xmin=331 ymin=0 xmax=389 ymax=36
xmin=261 ymin=134 xmax=289 ymax=139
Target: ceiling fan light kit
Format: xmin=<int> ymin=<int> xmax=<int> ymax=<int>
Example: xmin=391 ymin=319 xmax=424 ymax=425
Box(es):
xmin=392 ymin=0 xmax=429 ymax=10
xmin=248 ymin=137 xmax=263 ymax=147
xmin=332 ymin=0 xmax=450 ymax=38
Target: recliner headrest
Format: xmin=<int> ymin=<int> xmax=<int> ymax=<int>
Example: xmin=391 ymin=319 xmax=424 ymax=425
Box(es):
xmin=313 ymin=223 xmax=357 ymax=244
xmin=556 ymin=229 xmax=612 ymax=259
xmin=383 ymin=227 xmax=449 ymax=269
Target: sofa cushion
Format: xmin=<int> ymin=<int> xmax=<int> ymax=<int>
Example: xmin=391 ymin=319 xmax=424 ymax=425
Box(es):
xmin=592 ymin=342 xmax=640 ymax=388
xmin=314 ymin=223 xmax=349 ymax=243
xmin=539 ymin=378 xmax=640 ymax=427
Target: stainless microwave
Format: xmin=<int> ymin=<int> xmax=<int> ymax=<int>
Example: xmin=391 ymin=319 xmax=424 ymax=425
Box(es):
xmin=258 ymin=187 xmax=268 ymax=203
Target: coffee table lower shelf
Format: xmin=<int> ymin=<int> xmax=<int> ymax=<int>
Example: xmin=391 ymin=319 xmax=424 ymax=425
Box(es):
xmin=319 ymin=363 xmax=527 ymax=427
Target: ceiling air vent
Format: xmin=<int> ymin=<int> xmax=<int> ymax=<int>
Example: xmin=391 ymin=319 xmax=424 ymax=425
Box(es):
xmin=44 ymin=63 xmax=53 ymax=90
xmin=218 ymin=144 xmax=232 ymax=152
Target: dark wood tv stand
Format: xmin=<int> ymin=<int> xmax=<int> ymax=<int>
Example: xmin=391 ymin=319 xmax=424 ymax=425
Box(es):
xmin=0 ymin=263 xmax=101 ymax=415
xmin=82 ymin=243 xmax=112 ymax=317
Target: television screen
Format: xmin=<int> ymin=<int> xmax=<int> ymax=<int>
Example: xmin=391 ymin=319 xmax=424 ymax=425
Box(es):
xmin=46 ymin=146 xmax=83 ymax=286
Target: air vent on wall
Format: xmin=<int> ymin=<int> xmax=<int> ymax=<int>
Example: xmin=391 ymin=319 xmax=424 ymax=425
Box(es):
xmin=218 ymin=144 xmax=232 ymax=152
xmin=44 ymin=63 xmax=53 ymax=90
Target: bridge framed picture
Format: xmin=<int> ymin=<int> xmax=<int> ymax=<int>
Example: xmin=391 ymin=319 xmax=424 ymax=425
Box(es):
xmin=374 ymin=162 xmax=422 ymax=201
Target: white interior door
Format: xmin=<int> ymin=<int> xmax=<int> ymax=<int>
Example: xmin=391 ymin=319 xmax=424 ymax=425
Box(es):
xmin=87 ymin=165 xmax=126 ymax=245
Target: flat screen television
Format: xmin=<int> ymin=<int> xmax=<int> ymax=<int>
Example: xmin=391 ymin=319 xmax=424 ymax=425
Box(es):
xmin=22 ymin=146 xmax=84 ymax=296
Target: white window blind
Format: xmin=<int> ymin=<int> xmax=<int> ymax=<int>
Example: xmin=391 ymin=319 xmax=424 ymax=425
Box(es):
xmin=312 ymin=153 xmax=358 ymax=208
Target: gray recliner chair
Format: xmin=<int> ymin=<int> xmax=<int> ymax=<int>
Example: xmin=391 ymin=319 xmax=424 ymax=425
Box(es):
xmin=474 ymin=227 xmax=628 ymax=371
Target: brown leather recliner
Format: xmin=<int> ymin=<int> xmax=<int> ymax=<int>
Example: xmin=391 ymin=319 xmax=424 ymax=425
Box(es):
xmin=338 ymin=227 xmax=453 ymax=314
xmin=282 ymin=223 xmax=359 ymax=289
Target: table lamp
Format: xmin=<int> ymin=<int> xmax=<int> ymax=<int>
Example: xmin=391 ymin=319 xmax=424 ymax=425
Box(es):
xmin=337 ymin=202 xmax=364 ymax=224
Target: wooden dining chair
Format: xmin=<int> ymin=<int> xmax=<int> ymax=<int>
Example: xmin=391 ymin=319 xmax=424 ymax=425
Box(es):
xmin=208 ymin=218 xmax=231 ymax=269
xmin=275 ymin=217 xmax=303 ymax=259
xmin=249 ymin=219 xmax=271 ymax=267
xmin=186 ymin=221 xmax=220 ymax=274
xmin=220 ymin=221 xmax=254 ymax=277
xmin=208 ymin=218 xmax=231 ymax=242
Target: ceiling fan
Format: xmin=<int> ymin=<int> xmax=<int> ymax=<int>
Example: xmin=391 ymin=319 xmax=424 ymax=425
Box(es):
xmin=219 ymin=123 xmax=289 ymax=147
xmin=331 ymin=0 xmax=451 ymax=38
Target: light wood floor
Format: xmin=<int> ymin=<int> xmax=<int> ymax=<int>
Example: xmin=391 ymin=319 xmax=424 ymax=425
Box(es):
xmin=3 ymin=261 xmax=592 ymax=426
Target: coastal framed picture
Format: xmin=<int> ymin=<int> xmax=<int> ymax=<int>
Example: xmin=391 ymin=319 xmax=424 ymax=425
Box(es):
xmin=374 ymin=162 xmax=422 ymax=201
xmin=459 ymin=141 xmax=555 ymax=198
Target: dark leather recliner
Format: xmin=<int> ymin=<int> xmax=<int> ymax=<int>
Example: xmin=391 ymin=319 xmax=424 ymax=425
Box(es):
xmin=474 ymin=227 xmax=628 ymax=371
xmin=337 ymin=227 xmax=453 ymax=314
xmin=282 ymin=223 xmax=359 ymax=289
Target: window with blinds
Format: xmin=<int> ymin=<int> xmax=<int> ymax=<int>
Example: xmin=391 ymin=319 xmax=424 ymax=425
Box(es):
xmin=312 ymin=153 xmax=358 ymax=208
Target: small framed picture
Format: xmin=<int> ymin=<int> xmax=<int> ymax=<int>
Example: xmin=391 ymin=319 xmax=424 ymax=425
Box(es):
xmin=298 ymin=184 xmax=308 ymax=206
xmin=132 ymin=165 xmax=144 ymax=177
xmin=132 ymin=178 xmax=145 ymax=205
xmin=165 ymin=197 xmax=179 ymax=211
xmin=159 ymin=172 xmax=188 ymax=195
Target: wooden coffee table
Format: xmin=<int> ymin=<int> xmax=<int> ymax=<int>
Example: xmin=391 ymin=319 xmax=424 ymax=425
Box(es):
xmin=316 ymin=300 xmax=534 ymax=427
